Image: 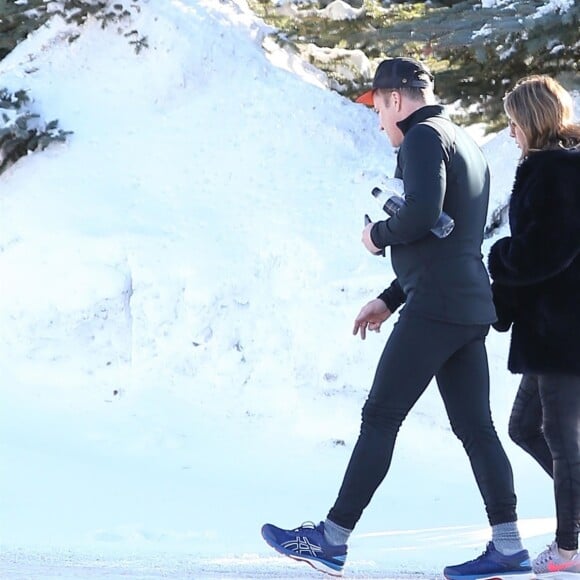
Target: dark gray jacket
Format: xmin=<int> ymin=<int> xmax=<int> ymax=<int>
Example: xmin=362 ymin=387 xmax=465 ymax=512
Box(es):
xmin=371 ymin=105 xmax=496 ymax=325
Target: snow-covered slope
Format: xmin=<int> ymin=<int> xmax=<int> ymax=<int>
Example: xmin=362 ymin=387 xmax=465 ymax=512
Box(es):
xmin=0 ymin=1 xmax=559 ymax=578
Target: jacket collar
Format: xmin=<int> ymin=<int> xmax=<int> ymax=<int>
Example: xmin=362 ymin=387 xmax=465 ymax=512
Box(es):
xmin=396 ymin=104 xmax=446 ymax=135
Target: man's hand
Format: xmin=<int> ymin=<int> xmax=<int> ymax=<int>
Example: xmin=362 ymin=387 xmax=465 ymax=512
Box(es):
xmin=353 ymin=299 xmax=392 ymax=340
xmin=362 ymin=222 xmax=383 ymax=255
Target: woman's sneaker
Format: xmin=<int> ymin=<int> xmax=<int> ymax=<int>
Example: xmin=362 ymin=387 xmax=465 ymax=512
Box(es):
xmin=444 ymin=541 xmax=532 ymax=580
xmin=261 ymin=520 xmax=347 ymax=576
xmin=533 ymin=542 xmax=580 ymax=579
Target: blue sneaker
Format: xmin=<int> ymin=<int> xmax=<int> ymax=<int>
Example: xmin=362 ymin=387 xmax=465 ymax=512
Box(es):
xmin=261 ymin=521 xmax=347 ymax=576
xmin=444 ymin=542 xmax=533 ymax=580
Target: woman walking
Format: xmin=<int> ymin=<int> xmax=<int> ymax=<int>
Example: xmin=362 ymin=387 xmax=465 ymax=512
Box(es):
xmin=488 ymin=74 xmax=580 ymax=578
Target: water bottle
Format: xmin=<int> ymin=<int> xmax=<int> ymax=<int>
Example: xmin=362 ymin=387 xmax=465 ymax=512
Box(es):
xmin=371 ymin=182 xmax=455 ymax=239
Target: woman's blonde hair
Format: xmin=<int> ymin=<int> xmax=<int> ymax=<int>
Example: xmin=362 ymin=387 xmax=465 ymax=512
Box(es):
xmin=504 ymin=75 xmax=580 ymax=155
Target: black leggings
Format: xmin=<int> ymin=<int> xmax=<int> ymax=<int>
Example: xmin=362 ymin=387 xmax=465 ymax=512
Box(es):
xmin=328 ymin=311 xmax=517 ymax=530
xmin=508 ymin=373 xmax=580 ymax=551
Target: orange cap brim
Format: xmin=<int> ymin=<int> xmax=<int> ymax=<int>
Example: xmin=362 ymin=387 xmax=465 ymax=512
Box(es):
xmin=356 ymin=89 xmax=374 ymax=106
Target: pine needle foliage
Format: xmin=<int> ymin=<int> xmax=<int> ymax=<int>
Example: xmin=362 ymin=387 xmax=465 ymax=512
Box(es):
xmin=0 ymin=0 xmax=143 ymax=59
xmin=250 ymin=0 xmax=580 ymax=130
xmin=0 ymin=88 xmax=72 ymax=175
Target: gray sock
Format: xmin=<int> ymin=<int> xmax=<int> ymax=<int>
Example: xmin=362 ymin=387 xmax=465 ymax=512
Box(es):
xmin=492 ymin=521 xmax=525 ymax=555
xmin=324 ymin=518 xmax=352 ymax=546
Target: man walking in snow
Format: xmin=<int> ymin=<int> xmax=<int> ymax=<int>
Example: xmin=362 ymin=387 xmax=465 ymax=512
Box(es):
xmin=261 ymin=57 xmax=531 ymax=579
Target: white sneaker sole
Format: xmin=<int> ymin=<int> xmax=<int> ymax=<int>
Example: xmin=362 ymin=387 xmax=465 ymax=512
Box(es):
xmin=534 ymin=573 xmax=580 ymax=580
xmin=287 ymin=552 xmax=343 ymax=577
xmin=445 ymin=573 xmax=535 ymax=580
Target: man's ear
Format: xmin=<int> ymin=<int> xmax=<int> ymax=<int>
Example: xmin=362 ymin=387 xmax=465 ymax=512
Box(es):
xmin=391 ymin=90 xmax=402 ymax=111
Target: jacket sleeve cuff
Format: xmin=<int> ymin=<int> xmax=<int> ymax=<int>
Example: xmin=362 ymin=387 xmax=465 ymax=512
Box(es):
xmin=370 ymin=222 xmax=385 ymax=249
xmin=491 ymin=281 xmax=514 ymax=332
xmin=377 ymin=279 xmax=406 ymax=313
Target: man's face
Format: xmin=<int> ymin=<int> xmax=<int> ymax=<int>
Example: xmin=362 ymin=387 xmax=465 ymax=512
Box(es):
xmin=373 ymin=90 xmax=404 ymax=148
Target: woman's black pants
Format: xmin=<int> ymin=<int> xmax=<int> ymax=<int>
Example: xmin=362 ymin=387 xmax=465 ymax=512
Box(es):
xmin=508 ymin=373 xmax=580 ymax=551
xmin=327 ymin=311 xmax=518 ymax=530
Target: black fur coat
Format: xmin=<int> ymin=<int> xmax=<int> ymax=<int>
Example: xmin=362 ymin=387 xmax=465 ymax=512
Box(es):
xmin=488 ymin=147 xmax=580 ymax=375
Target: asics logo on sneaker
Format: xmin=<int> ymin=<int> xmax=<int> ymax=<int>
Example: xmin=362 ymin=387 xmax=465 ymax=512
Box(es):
xmin=547 ymin=559 xmax=579 ymax=573
xmin=282 ymin=536 xmax=323 ymax=557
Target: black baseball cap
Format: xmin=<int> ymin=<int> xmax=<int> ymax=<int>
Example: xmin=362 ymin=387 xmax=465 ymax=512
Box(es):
xmin=356 ymin=57 xmax=433 ymax=106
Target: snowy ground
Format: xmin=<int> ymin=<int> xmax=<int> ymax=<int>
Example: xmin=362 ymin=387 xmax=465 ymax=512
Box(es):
xmin=0 ymin=0 xmax=572 ymax=578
